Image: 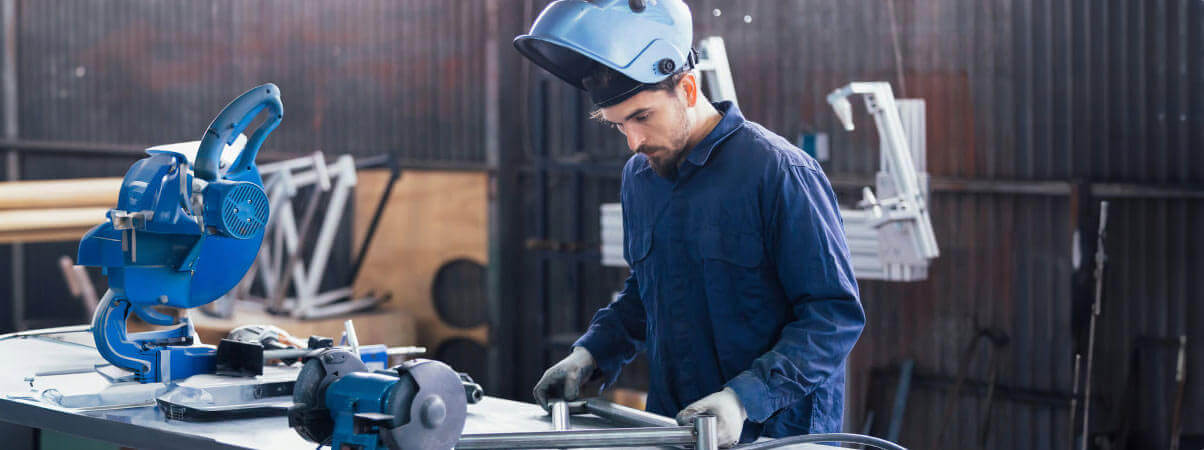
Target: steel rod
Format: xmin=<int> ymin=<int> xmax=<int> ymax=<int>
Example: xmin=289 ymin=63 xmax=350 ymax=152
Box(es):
xmin=456 ymin=426 xmax=696 ymax=449
xmin=1080 ymin=201 xmax=1108 ymax=450
xmin=551 ymin=400 xmax=569 ymax=430
xmin=694 ymin=415 xmax=718 ymax=450
xmin=579 ymin=398 xmax=678 ymax=428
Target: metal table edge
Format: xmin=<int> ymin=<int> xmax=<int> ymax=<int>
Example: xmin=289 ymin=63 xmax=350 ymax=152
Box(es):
xmin=0 ymin=397 xmax=250 ymax=450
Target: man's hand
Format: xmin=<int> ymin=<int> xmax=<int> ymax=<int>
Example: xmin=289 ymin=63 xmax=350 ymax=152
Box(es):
xmin=675 ymin=387 xmax=748 ymax=448
xmin=532 ymin=346 xmax=596 ymax=410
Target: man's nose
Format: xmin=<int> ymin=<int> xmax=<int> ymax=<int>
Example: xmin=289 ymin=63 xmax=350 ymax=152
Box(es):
xmin=626 ymin=130 xmax=644 ymax=152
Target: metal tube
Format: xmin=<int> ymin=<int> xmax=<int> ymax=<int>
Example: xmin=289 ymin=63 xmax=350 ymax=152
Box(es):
xmin=1080 ymin=201 xmax=1108 ymax=450
xmin=694 ymin=415 xmax=718 ymax=450
xmin=0 ymin=324 xmax=92 ymax=341
xmin=551 ymin=400 xmax=570 ymax=430
xmin=343 ymin=320 xmax=360 ymax=357
xmin=385 ymin=346 xmax=427 ymax=356
xmin=456 ymin=426 xmax=696 ymax=449
xmin=263 ymin=345 xmax=424 ymax=362
xmin=581 ymin=398 xmax=678 ymax=428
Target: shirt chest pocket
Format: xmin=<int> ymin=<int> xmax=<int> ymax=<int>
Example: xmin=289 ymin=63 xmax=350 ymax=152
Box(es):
xmin=699 ymin=227 xmax=766 ymax=297
xmin=698 ymin=227 xmax=764 ymax=268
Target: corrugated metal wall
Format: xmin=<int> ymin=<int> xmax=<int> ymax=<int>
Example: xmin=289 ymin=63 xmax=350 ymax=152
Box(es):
xmin=510 ymin=1 xmax=1202 ymax=449
xmin=17 ymin=0 xmax=489 ymax=167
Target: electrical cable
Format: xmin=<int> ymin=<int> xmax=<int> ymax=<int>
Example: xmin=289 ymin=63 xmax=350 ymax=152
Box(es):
xmin=735 ymin=432 xmax=907 ymax=450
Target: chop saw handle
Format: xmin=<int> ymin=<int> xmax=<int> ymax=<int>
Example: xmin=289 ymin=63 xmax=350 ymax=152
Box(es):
xmin=195 ymin=83 xmax=283 ymax=181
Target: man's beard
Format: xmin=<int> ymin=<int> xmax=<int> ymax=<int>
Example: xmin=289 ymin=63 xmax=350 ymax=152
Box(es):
xmin=640 ymin=109 xmax=692 ymax=179
xmin=642 ymin=145 xmax=688 ymax=178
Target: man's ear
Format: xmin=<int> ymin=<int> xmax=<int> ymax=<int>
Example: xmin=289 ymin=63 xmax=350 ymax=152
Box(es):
xmin=679 ymin=73 xmax=699 ymax=107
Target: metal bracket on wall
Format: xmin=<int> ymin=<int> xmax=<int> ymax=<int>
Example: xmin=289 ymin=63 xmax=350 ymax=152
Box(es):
xmin=828 ymin=82 xmax=940 ymax=281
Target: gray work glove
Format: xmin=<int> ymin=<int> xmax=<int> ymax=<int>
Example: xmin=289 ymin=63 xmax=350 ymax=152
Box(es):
xmin=532 ymin=346 xmax=596 ymax=411
xmin=675 ymin=387 xmax=749 ymax=448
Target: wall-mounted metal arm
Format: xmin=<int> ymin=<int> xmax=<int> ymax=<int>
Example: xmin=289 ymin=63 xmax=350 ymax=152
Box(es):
xmin=828 ymin=82 xmax=940 ymax=281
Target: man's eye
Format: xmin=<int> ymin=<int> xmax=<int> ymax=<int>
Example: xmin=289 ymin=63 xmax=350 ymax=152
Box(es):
xmin=635 ymin=114 xmax=649 ymax=122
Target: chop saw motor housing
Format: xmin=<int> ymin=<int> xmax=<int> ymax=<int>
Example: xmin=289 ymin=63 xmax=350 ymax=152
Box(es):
xmin=76 ymin=84 xmax=282 ymax=383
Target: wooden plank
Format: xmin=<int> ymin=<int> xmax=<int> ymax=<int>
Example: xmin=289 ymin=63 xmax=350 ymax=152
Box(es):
xmin=352 ymin=169 xmax=489 ymax=349
xmin=0 ymin=208 xmax=107 ymax=232
xmin=0 ymin=227 xmax=92 ymax=244
xmin=0 ymin=177 xmax=120 ymax=209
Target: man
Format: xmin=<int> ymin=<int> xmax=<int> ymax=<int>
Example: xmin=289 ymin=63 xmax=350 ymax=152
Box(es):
xmin=514 ymin=0 xmax=865 ymax=446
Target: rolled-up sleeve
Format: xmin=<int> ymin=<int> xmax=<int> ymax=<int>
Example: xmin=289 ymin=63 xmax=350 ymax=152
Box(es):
xmin=726 ymin=161 xmax=865 ymax=423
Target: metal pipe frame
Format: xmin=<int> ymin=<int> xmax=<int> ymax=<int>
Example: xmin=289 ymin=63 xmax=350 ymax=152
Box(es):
xmin=456 ymin=415 xmax=716 ymax=450
xmin=572 ymin=398 xmax=679 ymax=428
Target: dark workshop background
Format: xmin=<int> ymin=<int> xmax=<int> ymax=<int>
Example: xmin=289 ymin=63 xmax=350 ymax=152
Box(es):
xmin=0 ymin=1 xmax=1199 ymax=449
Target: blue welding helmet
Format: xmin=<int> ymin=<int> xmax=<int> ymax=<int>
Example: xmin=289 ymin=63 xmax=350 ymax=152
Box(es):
xmin=514 ymin=0 xmax=694 ymax=100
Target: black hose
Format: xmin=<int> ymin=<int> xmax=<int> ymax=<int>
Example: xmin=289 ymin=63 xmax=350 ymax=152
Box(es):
xmin=735 ymin=433 xmax=906 ymax=450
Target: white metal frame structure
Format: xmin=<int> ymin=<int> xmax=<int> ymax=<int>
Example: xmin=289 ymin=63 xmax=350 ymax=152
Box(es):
xmin=216 ymin=152 xmax=385 ymax=318
xmin=828 ymin=82 xmax=939 ymax=281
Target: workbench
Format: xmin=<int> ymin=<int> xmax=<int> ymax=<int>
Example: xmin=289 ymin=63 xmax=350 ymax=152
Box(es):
xmin=0 ymin=332 xmax=835 ymax=450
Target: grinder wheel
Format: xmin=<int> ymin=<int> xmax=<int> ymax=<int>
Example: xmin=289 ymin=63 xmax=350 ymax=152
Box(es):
xmin=381 ymin=360 xmax=468 ymax=450
xmin=291 ymin=358 xmax=334 ymax=444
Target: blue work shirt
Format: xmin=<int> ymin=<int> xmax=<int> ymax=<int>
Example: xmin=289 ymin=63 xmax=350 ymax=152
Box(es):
xmin=575 ymin=101 xmax=865 ymax=441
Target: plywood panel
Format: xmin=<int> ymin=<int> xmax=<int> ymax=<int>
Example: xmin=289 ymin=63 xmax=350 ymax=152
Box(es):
xmin=352 ymin=169 xmax=489 ymax=349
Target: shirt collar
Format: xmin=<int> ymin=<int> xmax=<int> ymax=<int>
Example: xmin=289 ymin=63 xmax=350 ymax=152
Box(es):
xmin=684 ymin=101 xmax=745 ymax=167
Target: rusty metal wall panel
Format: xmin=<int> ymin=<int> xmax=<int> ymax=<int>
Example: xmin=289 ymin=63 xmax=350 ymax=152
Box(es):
xmin=16 ymin=0 xmax=490 ymax=170
xmin=846 ymin=192 xmax=1074 ymax=450
xmin=681 ymin=0 xmax=1204 ymax=183
xmin=1088 ymin=198 xmax=1202 ymax=447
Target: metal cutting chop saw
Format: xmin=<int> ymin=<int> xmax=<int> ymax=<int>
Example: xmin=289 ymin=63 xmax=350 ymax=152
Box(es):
xmin=77 ymin=84 xmax=282 ymax=383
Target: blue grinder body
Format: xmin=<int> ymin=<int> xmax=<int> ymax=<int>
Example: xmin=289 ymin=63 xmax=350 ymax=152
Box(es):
xmin=77 ymin=84 xmax=282 ymax=383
